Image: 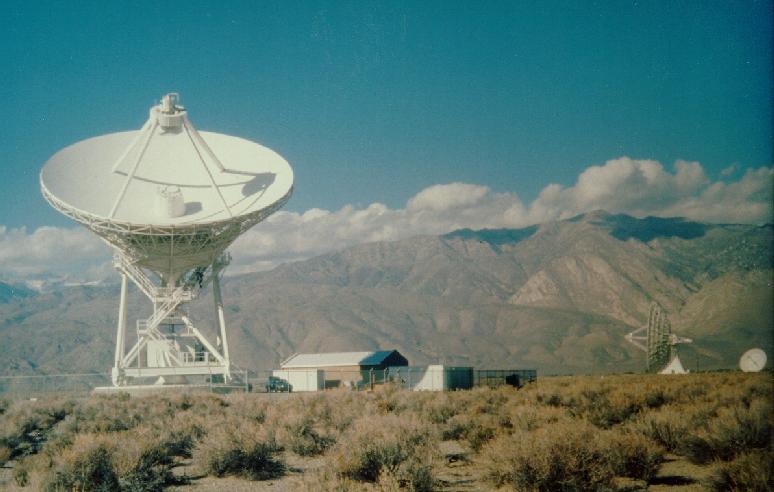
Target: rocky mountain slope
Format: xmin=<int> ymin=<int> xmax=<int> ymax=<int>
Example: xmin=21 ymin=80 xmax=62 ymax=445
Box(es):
xmin=1 ymin=212 xmax=771 ymax=375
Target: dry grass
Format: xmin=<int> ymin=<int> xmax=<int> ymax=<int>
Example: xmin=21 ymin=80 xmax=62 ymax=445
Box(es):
xmin=327 ymin=414 xmax=435 ymax=487
xmin=193 ymin=422 xmax=284 ymax=480
xmin=0 ymin=372 xmax=770 ymax=491
xmin=704 ymin=450 xmax=774 ymax=492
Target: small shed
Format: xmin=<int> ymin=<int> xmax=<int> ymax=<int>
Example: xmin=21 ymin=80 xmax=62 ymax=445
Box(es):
xmin=280 ymin=350 xmax=408 ymax=389
xmin=387 ymin=365 xmax=474 ymax=391
xmin=272 ymin=369 xmax=325 ymax=392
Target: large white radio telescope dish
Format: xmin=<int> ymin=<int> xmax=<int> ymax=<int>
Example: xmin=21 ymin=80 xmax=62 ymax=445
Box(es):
xmin=40 ymin=94 xmax=293 ymax=388
xmin=41 ymin=93 xmax=293 ymax=283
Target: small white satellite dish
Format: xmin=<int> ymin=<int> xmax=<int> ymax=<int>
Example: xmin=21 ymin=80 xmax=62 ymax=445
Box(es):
xmin=739 ymin=348 xmax=767 ymax=372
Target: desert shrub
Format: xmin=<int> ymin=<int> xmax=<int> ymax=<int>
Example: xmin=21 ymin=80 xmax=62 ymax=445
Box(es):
xmin=466 ymin=387 xmax=511 ymax=415
xmin=644 ymin=388 xmax=667 ymax=409
xmin=373 ymin=383 xmax=407 ymax=415
xmin=442 ymin=404 xmax=547 ymax=445
xmin=43 ymin=435 xmax=119 ymax=492
xmin=195 ymin=422 xmax=284 ymax=480
xmin=441 ymin=413 xmax=472 ymax=440
xmin=463 ymin=422 xmax=497 ymax=452
xmin=705 ymin=450 xmax=774 ymax=492
xmin=262 ymin=394 xmax=341 ymax=456
xmin=26 ymin=427 xmax=185 ymax=492
xmin=582 ymin=390 xmax=644 ymax=429
xmin=531 ymin=379 xmax=651 ymax=429
xmin=68 ymin=397 xmax=145 ymax=434
xmin=0 ymin=398 xmax=10 ymax=416
xmin=148 ymin=416 xmax=205 ymax=460
xmin=224 ymin=393 xmax=269 ymax=423
xmin=536 ymin=391 xmax=563 ymax=407
xmin=633 ymin=405 xmax=690 ymax=452
xmin=298 ymin=390 xmax=361 ymax=435
xmin=419 ymin=393 xmax=459 ymax=424
xmin=13 ymin=457 xmax=31 ymax=486
xmin=507 ymin=404 xmax=566 ymax=433
xmin=740 ymin=377 xmax=773 ymax=407
xmin=0 ymin=399 xmax=75 ymax=460
xmin=276 ymin=415 xmax=334 ymax=456
xmin=329 ymin=414 xmax=435 ymax=484
xmin=460 ymin=414 xmax=501 ymax=451
xmin=377 ymin=461 xmax=434 ymax=492
xmin=681 ymin=398 xmax=771 ymax=464
xmin=161 ymin=427 xmax=199 ymax=459
xmin=300 ymin=467 xmax=371 ymax=491
xmin=0 ymin=372 xmax=768 ymax=490
xmin=602 ymin=430 xmax=664 ymax=482
xmin=481 ymin=422 xmax=614 ymax=491
xmin=116 ymin=441 xmax=181 ymax=492
xmin=0 ymin=443 xmax=10 ymax=465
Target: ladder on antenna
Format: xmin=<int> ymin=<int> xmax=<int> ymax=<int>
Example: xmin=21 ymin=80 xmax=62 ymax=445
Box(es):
xmin=113 ymin=253 xmax=161 ymax=300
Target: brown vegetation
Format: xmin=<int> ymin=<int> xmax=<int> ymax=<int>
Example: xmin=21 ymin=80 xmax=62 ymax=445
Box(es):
xmin=0 ymin=372 xmax=770 ymax=491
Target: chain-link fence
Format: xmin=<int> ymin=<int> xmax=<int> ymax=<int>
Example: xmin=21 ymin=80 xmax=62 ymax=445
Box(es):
xmin=0 ymin=373 xmax=112 ymax=398
xmin=246 ymin=366 xmax=538 ymax=393
xmin=0 ymin=367 xmax=537 ymax=398
xmin=0 ymin=371 xmax=251 ymax=399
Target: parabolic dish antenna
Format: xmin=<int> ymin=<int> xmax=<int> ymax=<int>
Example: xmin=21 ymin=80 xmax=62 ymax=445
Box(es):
xmin=739 ymin=348 xmax=767 ymax=373
xmin=40 ymin=94 xmax=293 ymax=388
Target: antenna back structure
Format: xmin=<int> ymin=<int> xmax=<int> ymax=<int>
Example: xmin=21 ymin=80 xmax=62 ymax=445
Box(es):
xmin=625 ymin=303 xmax=693 ymax=373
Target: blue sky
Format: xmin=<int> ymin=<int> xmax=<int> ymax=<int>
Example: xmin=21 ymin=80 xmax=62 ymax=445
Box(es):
xmin=1 ymin=1 xmax=772 ymax=282
xmin=2 ymin=0 xmax=771 ymax=230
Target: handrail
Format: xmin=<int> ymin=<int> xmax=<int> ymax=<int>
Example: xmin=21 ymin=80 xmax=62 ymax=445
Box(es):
xmin=113 ymin=253 xmax=159 ymax=300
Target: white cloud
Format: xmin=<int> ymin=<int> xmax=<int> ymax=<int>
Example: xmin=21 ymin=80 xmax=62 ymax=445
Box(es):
xmin=230 ymin=159 xmax=771 ymax=273
xmin=406 ymin=183 xmax=490 ymax=212
xmin=529 ymin=157 xmax=710 ymax=218
xmin=3 ymin=158 xmax=771 ymax=281
xmin=526 ymin=158 xmax=771 ymax=224
xmin=720 ymin=164 xmax=737 ymax=177
xmin=0 ymin=225 xmax=111 ymax=284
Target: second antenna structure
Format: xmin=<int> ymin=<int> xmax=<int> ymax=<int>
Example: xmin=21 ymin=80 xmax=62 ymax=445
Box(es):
xmin=626 ymin=303 xmax=693 ymax=374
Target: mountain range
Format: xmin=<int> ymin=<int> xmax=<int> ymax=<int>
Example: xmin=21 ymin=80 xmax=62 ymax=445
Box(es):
xmin=1 ymin=211 xmax=771 ymax=376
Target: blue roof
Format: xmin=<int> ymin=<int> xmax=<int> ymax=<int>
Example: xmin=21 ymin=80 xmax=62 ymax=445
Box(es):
xmin=281 ymin=350 xmax=399 ymax=368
